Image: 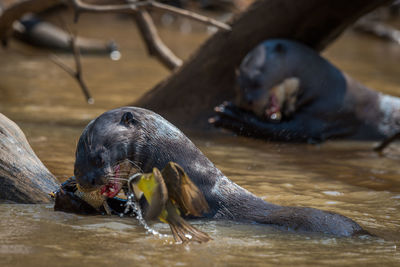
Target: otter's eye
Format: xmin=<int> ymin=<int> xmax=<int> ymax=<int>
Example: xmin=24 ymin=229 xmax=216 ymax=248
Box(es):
xmin=91 ymin=154 xmax=104 ymax=167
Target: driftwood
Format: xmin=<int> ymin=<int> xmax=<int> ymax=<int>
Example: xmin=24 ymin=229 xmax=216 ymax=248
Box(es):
xmin=0 ymin=0 xmax=230 ymax=71
xmin=0 ymin=0 xmax=231 ymax=103
xmin=135 ymin=0 xmax=392 ymax=129
xmin=133 ymin=9 xmax=182 ymax=70
xmin=0 ymin=113 xmax=59 ymax=203
xmin=0 ymin=0 xmax=61 ymax=44
xmin=67 ymin=0 xmax=230 ymax=70
xmin=12 ymin=16 xmax=117 ymax=53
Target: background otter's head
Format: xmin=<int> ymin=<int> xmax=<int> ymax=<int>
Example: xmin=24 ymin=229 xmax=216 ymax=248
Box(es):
xmin=236 ymin=39 xmax=293 ymax=113
xmin=236 ymin=39 xmax=339 ymax=120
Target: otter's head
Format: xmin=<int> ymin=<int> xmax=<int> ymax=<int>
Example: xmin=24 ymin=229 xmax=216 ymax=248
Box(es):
xmin=236 ymin=39 xmax=321 ymax=120
xmin=73 ymin=107 xmax=204 ymax=198
xmin=74 ymin=108 xmax=145 ymax=197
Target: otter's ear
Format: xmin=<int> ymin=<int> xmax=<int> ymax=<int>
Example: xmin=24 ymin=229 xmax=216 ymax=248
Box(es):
xmin=120 ymin=112 xmax=136 ymax=126
xmin=274 ymin=43 xmax=286 ymax=53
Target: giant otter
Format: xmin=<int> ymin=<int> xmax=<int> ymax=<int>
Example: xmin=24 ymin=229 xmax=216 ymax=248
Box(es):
xmin=72 ymin=106 xmax=368 ymax=237
xmin=210 ymin=39 xmax=400 ymax=143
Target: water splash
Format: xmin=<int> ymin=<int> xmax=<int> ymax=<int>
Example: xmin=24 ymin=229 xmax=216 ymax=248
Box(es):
xmin=124 ymin=192 xmax=168 ymax=239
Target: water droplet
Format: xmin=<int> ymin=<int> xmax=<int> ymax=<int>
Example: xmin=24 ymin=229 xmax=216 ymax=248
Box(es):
xmin=184 ymin=234 xmax=192 ymax=239
xmin=110 ymin=51 xmax=121 ymax=61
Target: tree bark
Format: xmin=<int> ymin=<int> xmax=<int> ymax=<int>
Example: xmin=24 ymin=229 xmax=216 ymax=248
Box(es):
xmin=135 ymin=0 xmax=392 ymax=129
xmin=0 ymin=113 xmax=59 ymax=203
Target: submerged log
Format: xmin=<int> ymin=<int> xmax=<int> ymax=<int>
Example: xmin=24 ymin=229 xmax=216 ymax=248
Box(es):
xmin=0 ymin=1 xmax=117 ymax=53
xmin=0 ymin=113 xmax=59 ymax=203
xmin=13 ymin=15 xmax=117 ymax=53
xmin=135 ymin=0 xmax=392 ymax=129
xmin=0 ymin=0 xmax=60 ymax=43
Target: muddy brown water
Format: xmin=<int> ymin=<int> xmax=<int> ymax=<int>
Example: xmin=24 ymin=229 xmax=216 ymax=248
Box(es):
xmin=0 ymin=13 xmax=400 ymax=266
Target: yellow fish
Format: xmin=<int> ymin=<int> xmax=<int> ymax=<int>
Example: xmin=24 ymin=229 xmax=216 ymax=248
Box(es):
xmin=131 ymin=162 xmax=211 ymax=243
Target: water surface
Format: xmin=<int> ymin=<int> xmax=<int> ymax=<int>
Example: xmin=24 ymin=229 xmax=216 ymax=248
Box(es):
xmin=0 ymin=12 xmax=400 ymax=266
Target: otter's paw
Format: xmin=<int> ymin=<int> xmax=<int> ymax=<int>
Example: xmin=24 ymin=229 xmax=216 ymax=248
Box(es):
xmin=209 ymin=101 xmax=262 ymax=136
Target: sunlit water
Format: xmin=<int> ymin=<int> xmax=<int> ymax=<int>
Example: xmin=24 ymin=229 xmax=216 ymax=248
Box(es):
xmin=0 ymin=11 xmax=400 ymax=266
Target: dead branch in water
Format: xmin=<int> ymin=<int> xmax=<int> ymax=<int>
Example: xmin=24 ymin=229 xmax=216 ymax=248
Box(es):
xmin=0 ymin=0 xmax=61 ymax=45
xmin=133 ymin=8 xmax=182 ymax=69
xmin=68 ymin=0 xmax=231 ymax=70
xmin=69 ymin=0 xmax=231 ymax=31
xmin=0 ymin=0 xmax=230 ymax=71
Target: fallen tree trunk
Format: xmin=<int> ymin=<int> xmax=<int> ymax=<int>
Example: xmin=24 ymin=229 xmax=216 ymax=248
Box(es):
xmin=0 ymin=113 xmax=59 ymax=203
xmin=135 ymin=0 xmax=392 ymax=129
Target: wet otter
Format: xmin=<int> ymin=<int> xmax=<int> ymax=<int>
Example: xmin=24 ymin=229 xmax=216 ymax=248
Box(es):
xmin=210 ymin=39 xmax=400 ymax=143
xmin=72 ymin=106 xmax=368 ymax=237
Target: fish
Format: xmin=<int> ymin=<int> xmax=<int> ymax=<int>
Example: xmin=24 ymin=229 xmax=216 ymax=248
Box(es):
xmin=129 ymin=162 xmax=211 ymax=243
xmin=265 ymin=77 xmax=300 ymax=121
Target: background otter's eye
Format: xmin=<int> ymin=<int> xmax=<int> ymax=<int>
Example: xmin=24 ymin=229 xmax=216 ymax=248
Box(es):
xmin=274 ymin=43 xmax=286 ymax=53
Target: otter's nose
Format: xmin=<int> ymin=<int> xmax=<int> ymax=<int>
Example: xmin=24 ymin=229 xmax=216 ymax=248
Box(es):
xmin=75 ymin=174 xmax=99 ymax=190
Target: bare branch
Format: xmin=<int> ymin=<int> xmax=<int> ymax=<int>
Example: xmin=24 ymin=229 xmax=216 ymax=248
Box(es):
xmin=67 ymin=0 xmax=230 ymax=70
xmin=70 ymin=34 xmax=94 ymax=104
xmin=148 ymin=1 xmax=231 ymax=31
xmin=133 ymin=9 xmax=182 ymax=70
xmin=50 ymin=31 xmax=94 ymax=104
xmin=69 ymin=0 xmax=231 ymax=31
xmin=49 ymin=54 xmax=75 ymax=76
xmin=69 ymin=0 xmax=142 ymax=22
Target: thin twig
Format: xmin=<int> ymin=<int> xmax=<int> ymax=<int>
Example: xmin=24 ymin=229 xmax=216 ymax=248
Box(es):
xmin=49 ymin=54 xmax=75 ymax=76
xmin=133 ymin=9 xmax=182 ymax=70
xmin=148 ymin=1 xmax=231 ymax=31
xmin=69 ymin=0 xmax=231 ymax=31
xmin=49 ymin=33 xmax=94 ymax=104
xmin=70 ymin=34 xmax=94 ymax=104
